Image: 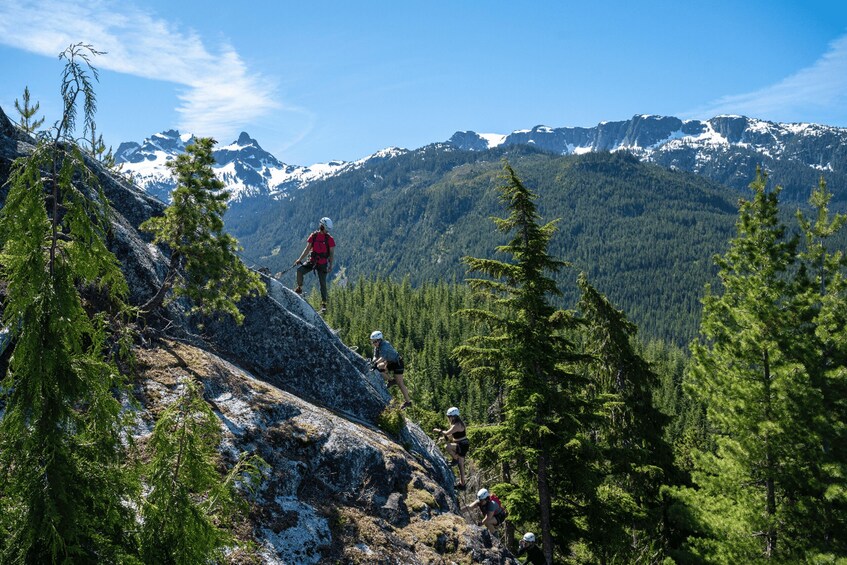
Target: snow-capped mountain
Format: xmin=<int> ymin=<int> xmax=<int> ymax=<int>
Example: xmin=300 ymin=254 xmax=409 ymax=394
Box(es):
xmin=114 ymin=130 xmax=196 ymax=203
xmin=447 ymin=114 xmax=847 ymax=199
xmin=115 ymin=131 xmax=405 ymax=204
xmin=116 ymin=114 xmax=846 ymax=207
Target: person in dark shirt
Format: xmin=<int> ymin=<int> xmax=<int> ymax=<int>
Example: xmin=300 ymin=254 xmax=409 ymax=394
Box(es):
xmin=370 ymin=330 xmax=412 ymax=409
xmin=516 ymin=532 xmax=546 ymax=565
xmin=434 ymin=406 xmax=468 ymax=490
xmin=464 ymin=488 xmax=506 ymax=534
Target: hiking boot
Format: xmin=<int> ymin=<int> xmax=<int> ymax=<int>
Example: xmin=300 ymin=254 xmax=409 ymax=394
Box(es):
xmin=455 ymin=483 xmax=466 ymax=491
xmin=401 ymin=400 xmax=412 ymax=410
xmin=320 ymin=302 xmax=327 ymax=313
xmin=294 ymin=286 xmax=302 ymax=295
xmin=448 ymin=459 xmax=458 ymax=467
xmin=481 ymin=529 xmax=492 ymax=547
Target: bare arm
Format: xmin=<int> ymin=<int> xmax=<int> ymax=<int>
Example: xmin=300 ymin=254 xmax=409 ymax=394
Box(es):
xmin=294 ymin=242 xmax=312 ymax=265
xmin=463 ymin=499 xmax=480 ymax=511
xmin=433 ymin=423 xmax=462 ymax=440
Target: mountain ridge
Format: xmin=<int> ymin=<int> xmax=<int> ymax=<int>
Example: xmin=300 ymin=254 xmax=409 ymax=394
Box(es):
xmin=115 ymin=130 xmax=407 ymax=204
xmin=447 ymin=114 xmax=847 ymax=200
xmin=226 ymin=145 xmax=741 ymax=344
xmin=116 ymin=113 xmax=847 ymax=207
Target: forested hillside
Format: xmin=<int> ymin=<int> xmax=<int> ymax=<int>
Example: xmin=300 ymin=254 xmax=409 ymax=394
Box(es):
xmin=228 ymin=147 xmax=741 ymax=343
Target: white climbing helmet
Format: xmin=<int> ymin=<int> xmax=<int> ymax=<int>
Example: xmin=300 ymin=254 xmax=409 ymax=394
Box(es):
xmin=370 ymin=330 xmax=383 ymax=341
xmin=477 ymin=488 xmax=489 ymax=500
xmin=320 ymin=217 xmax=333 ymax=230
xmin=523 ymin=532 xmax=536 ymax=543
xmin=446 ymin=407 xmax=460 ymax=417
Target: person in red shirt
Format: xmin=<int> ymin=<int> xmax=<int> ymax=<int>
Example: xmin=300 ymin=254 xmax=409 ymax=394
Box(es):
xmin=293 ymin=217 xmax=336 ymax=312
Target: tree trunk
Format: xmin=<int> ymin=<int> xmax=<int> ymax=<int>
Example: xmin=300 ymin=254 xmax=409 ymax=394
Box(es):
xmin=496 ymin=383 xmax=517 ymax=553
xmin=139 ymin=252 xmax=180 ymax=315
xmin=501 ymin=459 xmax=517 ymax=552
xmin=763 ymin=348 xmax=777 ymax=558
xmin=539 ymin=445 xmax=554 ymax=565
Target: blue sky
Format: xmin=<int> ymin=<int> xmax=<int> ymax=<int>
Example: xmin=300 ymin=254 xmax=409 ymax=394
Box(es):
xmin=1 ymin=0 xmax=846 ymax=165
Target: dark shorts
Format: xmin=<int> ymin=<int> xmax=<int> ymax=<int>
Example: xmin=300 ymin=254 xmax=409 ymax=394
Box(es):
xmin=481 ymin=509 xmax=506 ymax=525
xmin=386 ymin=356 xmax=404 ymax=375
xmin=456 ymin=438 xmax=470 ymax=457
xmin=297 ymin=261 xmax=328 ymax=274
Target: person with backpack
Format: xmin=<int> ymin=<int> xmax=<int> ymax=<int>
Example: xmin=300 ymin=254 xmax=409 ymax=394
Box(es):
xmin=433 ymin=406 xmax=468 ymax=490
xmin=465 ymin=488 xmax=506 ymax=534
xmin=370 ymin=330 xmax=412 ymax=409
xmin=293 ymin=217 xmax=335 ymax=312
xmin=517 ymin=532 xmax=546 ymax=565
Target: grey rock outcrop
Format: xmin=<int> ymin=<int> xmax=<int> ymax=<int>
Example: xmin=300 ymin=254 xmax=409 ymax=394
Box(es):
xmin=203 ymin=281 xmax=389 ymax=423
xmin=0 ymin=106 xmax=16 ymax=138
xmin=0 ymin=107 xmax=30 ymax=195
xmin=134 ymin=341 xmax=511 ymax=564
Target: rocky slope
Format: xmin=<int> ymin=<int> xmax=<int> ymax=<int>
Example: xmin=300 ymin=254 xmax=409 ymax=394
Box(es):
xmin=0 ymin=106 xmax=512 ymax=564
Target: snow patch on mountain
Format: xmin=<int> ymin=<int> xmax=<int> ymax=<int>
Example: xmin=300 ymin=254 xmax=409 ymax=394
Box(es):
xmin=479 ymin=133 xmax=506 ymax=148
xmin=445 ymin=114 xmax=847 ymax=187
xmin=115 ymin=130 xmax=390 ymax=204
xmin=117 ymin=114 xmax=847 ymax=207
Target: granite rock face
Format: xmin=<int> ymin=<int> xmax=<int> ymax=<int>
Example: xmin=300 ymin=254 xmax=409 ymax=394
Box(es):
xmin=203 ymin=282 xmax=389 ymax=424
xmin=134 ymin=342 xmax=510 ymax=564
xmin=0 ymin=105 xmax=515 ymax=563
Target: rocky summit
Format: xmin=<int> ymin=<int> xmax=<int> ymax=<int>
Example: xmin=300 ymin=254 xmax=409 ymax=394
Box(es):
xmin=114 ymin=129 xmax=354 ymax=204
xmin=0 ymin=105 xmax=514 ymax=564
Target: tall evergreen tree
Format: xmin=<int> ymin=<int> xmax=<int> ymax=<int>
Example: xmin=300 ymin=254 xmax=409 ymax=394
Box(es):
xmin=672 ymin=170 xmax=841 ymax=562
xmin=577 ymin=274 xmax=674 ymax=563
xmin=13 ymin=85 xmax=45 ymax=133
xmin=455 ymin=161 xmax=585 ymax=563
xmin=0 ymin=43 xmax=136 ymax=563
xmin=139 ymin=137 xmax=265 ymax=322
xmin=792 ymin=177 xmax=847 ymax=558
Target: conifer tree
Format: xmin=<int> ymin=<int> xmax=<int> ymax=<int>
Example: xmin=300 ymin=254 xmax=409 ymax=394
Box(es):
xmin=578 ymin=274 xmax=674 ymax=562
xmin=139 ymin=137 xmax=265 ymax=322
xmin=455 ymin=161 xmax=585 ymax=564
xmin=673 ymin=170 xmax=837 ymax=561
xmin=14 ymin=85 xmax=45 ymax=133
xmin=792 ymin=177 xmax=847 ymax=558
xmin=0 ymin=43 xmax=136 ymax=563
xmin=140 ymin=380 xmax=266 ymax=563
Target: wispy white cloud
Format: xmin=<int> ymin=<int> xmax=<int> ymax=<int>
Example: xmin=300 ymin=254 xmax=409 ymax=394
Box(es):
xmin=686 ymin=33 xmax=847 ymax=123
xmin=0 ymin=0 xmax=280 ymax=138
